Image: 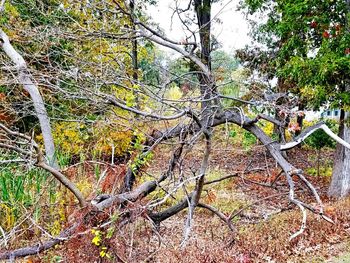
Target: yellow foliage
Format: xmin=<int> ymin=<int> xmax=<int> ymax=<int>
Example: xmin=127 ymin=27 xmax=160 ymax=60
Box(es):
xmin=37 ymin=121 xmax=133 ymax=158
xmin=0 ymin=203 xmax=15 ymax=230
xmin=48 ymin=191 xmax=68 ymax=236
xmin=166 ymin=85 xmax=183 ymax=100
xmin=76 ymin=180 xmax=93 ymax=198
xmin=302 ymin=119 xmax=316 ymax=128
xmin=93 ymin=127 xmax=132 ymax=157
xmin=50 ymin=218 xmax=62 ymax=236
xmin=260 ymin=119 xmax=317 ymax=141
xmin=261 ymin=121 xmax=274 ymax=137
xmin=4 ymin=2 xmax=19 ymax=18
xmin=91 ymin=229 xmax=102 ymax=246
xmin=100 ymin=247 xmax=111 ymax=258
xmin=44 ymin=122 xmax=87 ymax=155
xmin=300 ymin=85 xmax=317 ymax=100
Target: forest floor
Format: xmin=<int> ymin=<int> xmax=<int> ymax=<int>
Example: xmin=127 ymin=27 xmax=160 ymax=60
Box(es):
xmin=19 ymin=139 xmax=350 ymax=262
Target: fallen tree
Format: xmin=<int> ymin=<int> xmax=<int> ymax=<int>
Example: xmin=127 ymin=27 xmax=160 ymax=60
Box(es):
xmin=1 ymin=0 xmax=349 ymax=260
xmin=1 ymin=107 xmax=347 ymax=259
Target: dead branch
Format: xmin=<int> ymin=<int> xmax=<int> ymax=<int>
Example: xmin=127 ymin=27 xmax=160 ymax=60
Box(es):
xmin=95 ymin=180 xmax=157 ymax=210
xmin=2 ymin=107 xmax=339 ymax=258
xmin=181 ymin=131 xmax=211 ymax=247
xmin=137 ymin=26 xmax=211 ymax=78
xmin=289 ymin=203 xmax=307 ymax=240
xmin=148 ymin=193 xmax=194 ymax=226
xmin=281 ymin=122 xmax=350 ymax=151
xmin=198 ymin=203 xmax=235 ymax=231
xmin=204 ymin=172 xmax=239 ymax=185
xmin=0 ymin=223 xmax=79 ymax=260
xmin=36 ymin=162 xmax=87 ymax=207
xmin=0 ymin=29 xmax=58 ymax=168
xmin=1 ymin=0 xmax=345 ymax=255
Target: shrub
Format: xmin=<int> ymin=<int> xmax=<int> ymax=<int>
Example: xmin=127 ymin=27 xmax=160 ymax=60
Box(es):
xmin=37 ymin=121 xmax=134 ymax=162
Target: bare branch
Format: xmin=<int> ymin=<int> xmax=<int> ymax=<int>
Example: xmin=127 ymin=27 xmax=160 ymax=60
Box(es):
xmin=36 ymin=162 xmax=87 ymax=207
xmin=198 ymin=203 xmax=234 ymax=231
xmin=103 ymin=94 xmax=189 ymax=120
xmin=137 ymin=27 xmax=211 ymax=78
xmin=281 ymin=122 xmax=350 ymax=151
xmin=0 ymin=29 xmax=58 ymax=168
xmin=204 ymin=172 xmax=239 ymax=185
xmin=0 ymin=223 xmax=79 ymax=260
xmin=181 ymin=134 xmax=211 ymax=247
xmin=289 ymin=203 xmax=307 ymax=240
xmin=0 ymin=0 xmax=5 ymax=12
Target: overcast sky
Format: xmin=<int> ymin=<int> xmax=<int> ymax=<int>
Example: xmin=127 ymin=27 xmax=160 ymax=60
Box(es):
xmin=147 ymin=0 xmax=252 ymax=53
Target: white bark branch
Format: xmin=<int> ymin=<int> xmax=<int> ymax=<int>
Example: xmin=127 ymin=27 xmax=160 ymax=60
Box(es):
xmin=281 ymin=123 xmax=350 ymax=151
xmin=289 ymin=203 xmax=307 ymax=240
xmin=0 ymin=0 xmax=5 ymax=13
xmin=0 ymin=29 xmax=58 ymax=168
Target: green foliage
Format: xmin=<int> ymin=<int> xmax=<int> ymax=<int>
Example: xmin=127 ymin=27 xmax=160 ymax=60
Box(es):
xmin=219 ymin=68 xmax=250 ymax=107
xmin=139 ymin=44 xmax=163 ymax=86
xmin=229 ymin=130 xmax=237 ymax=138
xmin=50 ymin=255 xmax=63 ymax=263
xmin=167 ymin=57 xmax=198 ymax=88
xmin=243 ymin=131 xmax=257 ymax=149
xmin=225 ymin=125 xmax=258 ymax=150
xmin=243 ymin=0 xmax=350 ymax=110
xmin=14 ymin=0 xmax=68 ymax=26
xmin=0 ymin=164 xmax=47 ymax=206
xmin=131 ymin=151 xmax=154 ymax=174
xmin=0 ymin=158 xmax=68 ymax=232
xmin=306 ymin=166 xmax=332 ymax=177
xmin=211 ymin=50 xmax=239 ymax=81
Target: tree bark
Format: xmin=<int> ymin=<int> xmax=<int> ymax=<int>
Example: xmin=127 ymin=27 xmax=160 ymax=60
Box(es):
xmin=194 ymin=0 xmax=216 ymax=114
xmin=328 ymin=110 xmax=350 ymax=197
xmin=295 ymin=102 xmax=305 ymax=137
xmin=0 ymin=29 xmax=58 ymax=169
xmin=317 ymin=148 xmax=321 ymax=177
xmin=130 ymin=0 xmax=138 ymax=83
xmin=123 ymin=0 xmax=139 ymax=191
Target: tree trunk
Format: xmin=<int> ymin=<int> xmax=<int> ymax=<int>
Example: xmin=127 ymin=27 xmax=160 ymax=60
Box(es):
xmin=130 ymin=0 xmax=139 ymax=108
xmin=194 ymin=0 xmax=215 ymax=115
xmin=295 ymin=102 xmax=305 ymax=137
xmin=317 ymin=148 xmax=321 ymax=177
xmin=0 ymin=29 xmax=58 ymax=168
xmin=328 ymin=110 xmax=350 ymax=197
xmin=273 ymin=78 xmax=288 ymax=143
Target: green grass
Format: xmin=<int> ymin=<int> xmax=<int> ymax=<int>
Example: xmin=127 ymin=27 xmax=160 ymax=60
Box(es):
xmin=0 ymin=151 xmax=73 ymax=231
